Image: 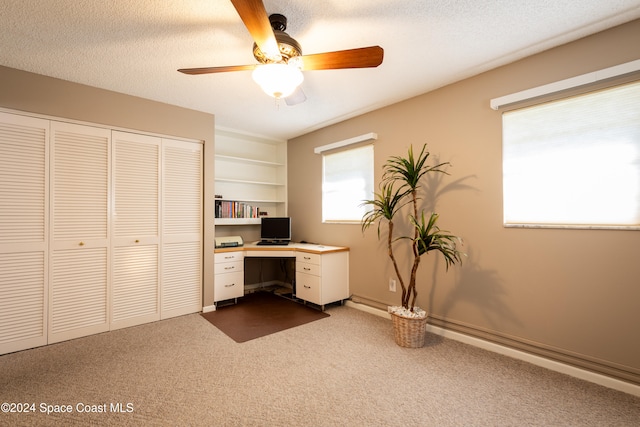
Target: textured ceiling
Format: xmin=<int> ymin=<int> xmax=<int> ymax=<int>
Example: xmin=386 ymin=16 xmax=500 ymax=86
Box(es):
xmin=2 ymin=0 xmax=640 ymax=140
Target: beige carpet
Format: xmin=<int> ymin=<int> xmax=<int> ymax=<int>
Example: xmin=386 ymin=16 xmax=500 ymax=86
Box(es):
xmin=1 ymin=305 xmax=639 ymax=426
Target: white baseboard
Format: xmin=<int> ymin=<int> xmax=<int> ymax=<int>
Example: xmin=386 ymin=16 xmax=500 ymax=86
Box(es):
xmin=345 ymin=300 xmax=640 ymax=397
xmin=202 ymin=304 xmax=216 ymax=313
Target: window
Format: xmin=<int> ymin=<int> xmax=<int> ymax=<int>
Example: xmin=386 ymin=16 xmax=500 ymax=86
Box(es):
xmin=502 ymin=80 xmax=640 ymax=228
xmin=321 ymin=144 xmax=374 ymax=223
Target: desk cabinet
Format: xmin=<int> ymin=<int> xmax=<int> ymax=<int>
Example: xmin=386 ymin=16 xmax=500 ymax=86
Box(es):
xmin=214 ymin=251 xmax=244 ymax=302
xmin=214 ymin=244 xmax=349 ymax=309
xmin=295 ymin=250 xmax=349 ymax=309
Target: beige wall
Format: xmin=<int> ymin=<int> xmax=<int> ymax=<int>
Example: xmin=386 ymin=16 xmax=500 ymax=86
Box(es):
xmin=0 ymin=66 xmax=217 ymax=307
xmin=288 ymin=19 xmax=640 ymax=384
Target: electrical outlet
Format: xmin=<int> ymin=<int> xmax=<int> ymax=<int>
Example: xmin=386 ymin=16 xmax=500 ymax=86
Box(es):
xmin=389 ymin=278 xmax=396 ymax=292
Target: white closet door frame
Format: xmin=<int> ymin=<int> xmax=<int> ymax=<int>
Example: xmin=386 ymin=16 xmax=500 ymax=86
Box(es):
xmin=0 ymin=112 xmax=49 ymax=354
xmin=2 ymin=107 xmax=203 ymax=354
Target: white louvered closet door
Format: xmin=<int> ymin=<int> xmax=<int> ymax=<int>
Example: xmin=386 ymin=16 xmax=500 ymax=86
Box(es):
xmin=49 ymin=121 xmax=110 ymax=344
xmin=0 ymin=112 xmax=49 ymax=355
xmin=161 ymin=139 xmax=203 ymax=319
xmin=111 ymin=131 xmax=160 ymax=329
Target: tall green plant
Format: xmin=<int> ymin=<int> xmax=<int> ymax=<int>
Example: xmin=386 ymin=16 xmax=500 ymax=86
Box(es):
xmin=361 ymin=144 xmax=463 ymax=312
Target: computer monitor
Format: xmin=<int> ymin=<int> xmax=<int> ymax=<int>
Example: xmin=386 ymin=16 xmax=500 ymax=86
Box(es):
xmin=260 ymin=217 xmax=291 ymax=242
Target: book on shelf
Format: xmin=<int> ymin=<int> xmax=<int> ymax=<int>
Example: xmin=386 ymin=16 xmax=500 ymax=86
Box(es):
xmin=215 ymin=200 xmax=260 ymax=219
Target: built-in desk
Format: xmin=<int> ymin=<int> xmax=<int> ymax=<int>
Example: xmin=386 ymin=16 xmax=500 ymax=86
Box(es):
xmin=214 ymin=243 xmax=349 ymax=309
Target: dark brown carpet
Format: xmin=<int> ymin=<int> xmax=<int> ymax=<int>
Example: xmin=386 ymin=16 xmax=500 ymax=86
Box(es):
xmin=201 ymin=291 xmax=330 ymax=342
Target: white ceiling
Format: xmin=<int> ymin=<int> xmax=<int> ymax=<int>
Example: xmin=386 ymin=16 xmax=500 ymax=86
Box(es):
xmin=2 ymin=0 xmax=640 ymax=140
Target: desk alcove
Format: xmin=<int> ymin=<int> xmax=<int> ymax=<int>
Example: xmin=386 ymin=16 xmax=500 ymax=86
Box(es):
xmin=214 ymin=243 xmax=349 ymax=310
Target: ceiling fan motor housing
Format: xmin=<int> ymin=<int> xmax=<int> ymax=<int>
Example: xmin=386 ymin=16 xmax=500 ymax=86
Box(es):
xmin=253 ymin=14 xmax=302 ymax=64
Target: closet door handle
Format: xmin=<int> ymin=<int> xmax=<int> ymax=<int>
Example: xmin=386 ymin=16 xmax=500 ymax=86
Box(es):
xmin=79 ymin=241 xmax=85 ymax=246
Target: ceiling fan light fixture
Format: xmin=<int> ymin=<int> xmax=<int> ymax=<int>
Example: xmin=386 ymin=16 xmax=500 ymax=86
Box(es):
xmin=252 ymin=31 xmax=302 ymax=64
xmin=252 ymin=14 xmax=302 ymax=65
xmin=252 ymin=63 xmax=304 ymax=99
xmin=261 ymin=40 xmax=283 ymax=62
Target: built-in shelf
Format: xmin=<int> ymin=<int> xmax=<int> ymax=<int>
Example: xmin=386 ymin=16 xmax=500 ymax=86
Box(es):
xmin=215 ymin=127 xmax=287 ymax=227
xmin=215 ymin=218 xmax=261 ymax=226
xmin=217 ymin=198 xmax=285 ymax=203
xmin=216 ymin=154 xmax=284 ymax=167
xmin=215 ymin=177 xmax=285 ymax=186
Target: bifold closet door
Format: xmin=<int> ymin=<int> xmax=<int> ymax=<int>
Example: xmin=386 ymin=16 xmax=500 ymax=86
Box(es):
xmin=49 ymin=121 xmax=110 ymax=344
xmin=0 ymin=112 xmax=49 ymax=355
xmin=111 ymin=131 xmax=161 ymax=329
xmin=161 ymin=139 xmax=203 ymax=319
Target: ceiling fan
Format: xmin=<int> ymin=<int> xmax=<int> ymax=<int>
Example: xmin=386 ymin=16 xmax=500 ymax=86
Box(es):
xmin=178 ymin=0 xmax=384 ymax=105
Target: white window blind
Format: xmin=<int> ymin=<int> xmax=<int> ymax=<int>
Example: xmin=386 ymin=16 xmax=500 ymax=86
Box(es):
xmin=322 ymin=144 xmax=374 ymax=223
xmin=503 ymin=80 xmax=640 ymax=228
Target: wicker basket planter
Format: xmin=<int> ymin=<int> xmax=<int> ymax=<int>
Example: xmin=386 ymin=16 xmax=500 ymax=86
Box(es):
xmin=389 ymin=310 xmax=428 ymax=348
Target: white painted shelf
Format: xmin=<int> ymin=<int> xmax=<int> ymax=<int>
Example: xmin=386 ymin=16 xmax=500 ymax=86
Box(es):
xmin=215 ymin=177 xmax=285 ymax=186
xmin=214 ymin=128 xmax=287 ymax=226
xmin=216 ymin=154 xmax=284 ymax=167
xmin=215 ymin=218 xmax=261 ymax=225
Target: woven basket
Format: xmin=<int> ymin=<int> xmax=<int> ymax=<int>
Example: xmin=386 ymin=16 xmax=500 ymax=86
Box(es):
xmin=390 ymin=311 xmax=428 ymax=348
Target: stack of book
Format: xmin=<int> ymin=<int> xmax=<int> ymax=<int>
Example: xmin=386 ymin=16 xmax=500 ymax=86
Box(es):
xmin=215 ymin=200 xmax=260 ymax=218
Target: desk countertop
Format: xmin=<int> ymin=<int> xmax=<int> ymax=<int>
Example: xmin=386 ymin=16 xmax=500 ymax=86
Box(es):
xmin=215 ymin=242 xmax=349 ymax=255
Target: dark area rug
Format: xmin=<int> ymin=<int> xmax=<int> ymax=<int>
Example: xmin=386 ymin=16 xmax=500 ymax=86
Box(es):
xmin=201 ymin=291 xmax=330 ymax=343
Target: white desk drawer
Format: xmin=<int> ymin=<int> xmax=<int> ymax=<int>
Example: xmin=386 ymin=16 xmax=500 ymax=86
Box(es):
xmin=215 ymin=271 xmax=244 ymax=301
xmin=215 ymin=252 xmax=244 ymax=264
xmin=297 ymin=262 xmax=319 ymax=276
xmin=296 ymin=252 xmax=320 ymax=265
xmin=296 ymin=272 xmax=321 ymax=304
xmin=216 ymin=261 xmax=243 ymax=274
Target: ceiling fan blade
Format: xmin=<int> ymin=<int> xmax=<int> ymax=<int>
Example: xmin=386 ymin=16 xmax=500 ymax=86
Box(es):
xmin=285 ymin=86 xmax=307 ymax=106
xmin=178 ymin=64 xmax=257 ymax=75
xmin=230 ymin=0 xmax=281 ymax=61
xmin=299 ymin=46 xmax=384 ymax=71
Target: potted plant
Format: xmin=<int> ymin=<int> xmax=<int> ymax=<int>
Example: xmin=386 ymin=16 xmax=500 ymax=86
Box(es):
xmin=361 ymin=144 xmax=464 ymax=348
